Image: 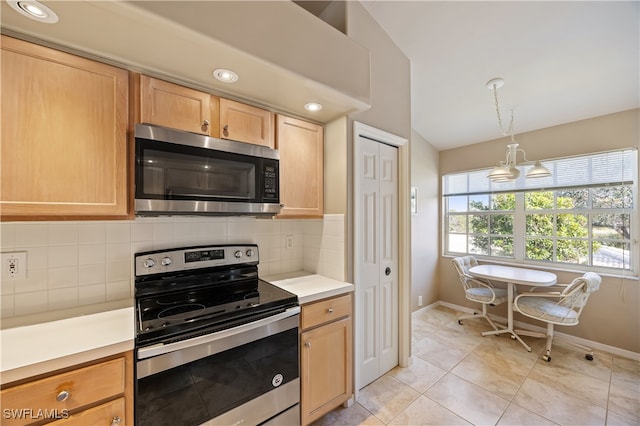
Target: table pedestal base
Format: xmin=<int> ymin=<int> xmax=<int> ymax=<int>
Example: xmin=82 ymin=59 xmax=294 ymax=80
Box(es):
xmin=479 ymin=282 xmax=532 ymax=352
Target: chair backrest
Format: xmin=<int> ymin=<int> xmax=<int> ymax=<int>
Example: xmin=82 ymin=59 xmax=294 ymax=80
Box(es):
xmin=451 ymin=256 xmax=480 ymax=291
xmin=452 ymin=255 xmax=479 ymax=276
xmin=559 ymin=272 xmax=601 ymax=317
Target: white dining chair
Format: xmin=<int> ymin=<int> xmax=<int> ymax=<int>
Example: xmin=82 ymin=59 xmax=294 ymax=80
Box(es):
xmin=452 ymin=256 xmax=508 ymax=331
xmin=513 ymin=271 xmax=601 ymax=362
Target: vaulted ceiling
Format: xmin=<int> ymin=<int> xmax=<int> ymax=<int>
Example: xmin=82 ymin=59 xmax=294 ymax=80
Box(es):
xmin=360 ymin=1 xmax=639 ymax=150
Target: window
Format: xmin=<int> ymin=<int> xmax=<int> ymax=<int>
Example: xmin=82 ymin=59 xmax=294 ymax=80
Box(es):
xmin=444 ymin=149 xmax=637 ymax=274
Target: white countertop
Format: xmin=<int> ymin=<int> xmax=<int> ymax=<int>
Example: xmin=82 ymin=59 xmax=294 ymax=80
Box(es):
xmin=265 ymin=271 xmax=354 ymax=304
xmin=1 ymin=307 xmax=135 ymax=385
xmin=0 ymin=273 xmax=348 ymax=385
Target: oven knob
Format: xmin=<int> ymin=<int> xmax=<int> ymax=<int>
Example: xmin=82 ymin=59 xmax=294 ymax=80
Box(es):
xmin=234 ymin=250 xmax=242 ymax=258
xmin=246 ymin=249 xmax=254 ymax=257
xmin=143 ymin=258 xmax=155 ymax=268
xmin=161 ymin=257 xmax=172 ymax=266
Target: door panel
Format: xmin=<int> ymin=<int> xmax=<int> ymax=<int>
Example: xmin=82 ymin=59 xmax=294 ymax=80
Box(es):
xmin=363 ymin=287 xmax=377 ymax=363
xmin=379 ymin=143 xmax=399 ymax=374
xmin=364 ymin=192 xmax=377 ymax=264
xmin=355 ymin=135 xmax=398 ymax=389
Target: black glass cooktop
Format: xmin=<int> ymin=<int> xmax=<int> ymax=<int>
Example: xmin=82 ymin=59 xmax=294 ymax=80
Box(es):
xmin=135 ymin=266 xmax=297 ymax=346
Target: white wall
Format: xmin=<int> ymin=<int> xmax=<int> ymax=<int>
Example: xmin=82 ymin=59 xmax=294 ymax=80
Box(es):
xmin=410 ymin=130 xmax=440 ymax=311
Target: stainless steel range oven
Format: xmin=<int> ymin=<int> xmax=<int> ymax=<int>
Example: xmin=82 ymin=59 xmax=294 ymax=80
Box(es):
xmin=134 ymin=244 xmax=300 ymax=426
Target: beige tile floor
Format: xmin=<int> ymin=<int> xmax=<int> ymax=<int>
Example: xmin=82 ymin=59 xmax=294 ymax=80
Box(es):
xmin=313 ymin=306 xmax=640 ymax=426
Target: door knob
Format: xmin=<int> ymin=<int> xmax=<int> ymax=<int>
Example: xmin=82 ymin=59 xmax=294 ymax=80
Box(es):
xmin=385 ymin=267 xmax=391 ymax=276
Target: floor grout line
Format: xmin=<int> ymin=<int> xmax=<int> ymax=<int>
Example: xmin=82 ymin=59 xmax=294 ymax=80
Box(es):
xmin=313 ymin=306 xmax=638 ymax=426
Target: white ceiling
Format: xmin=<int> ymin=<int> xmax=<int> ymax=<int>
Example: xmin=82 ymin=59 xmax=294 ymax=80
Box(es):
xmin=360 ymin=1 xmax=640 ymax=150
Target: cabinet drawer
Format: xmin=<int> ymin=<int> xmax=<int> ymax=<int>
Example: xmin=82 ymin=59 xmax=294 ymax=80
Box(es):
xmin=49 ymin=397 xmax=125 ymax=426
xmin=301 ymin=294 xmax=352 ymax=330
xmin=1 ymin=358 xmax=125 ymax=426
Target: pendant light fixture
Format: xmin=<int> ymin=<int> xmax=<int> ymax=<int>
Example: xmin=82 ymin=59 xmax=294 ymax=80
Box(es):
xmin=486 ymin=78 xmax=551 ymax=182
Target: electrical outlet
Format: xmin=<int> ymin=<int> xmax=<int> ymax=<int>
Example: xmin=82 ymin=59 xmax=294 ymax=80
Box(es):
xmin=418 ymin=295 xmax=423 ymax=306
xmin=285 ymin=235 xmax=293 ymax=250
xmin=2 ymin=252 xmax=27 ymax=280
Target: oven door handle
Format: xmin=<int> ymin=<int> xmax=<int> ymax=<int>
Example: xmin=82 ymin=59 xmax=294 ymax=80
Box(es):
xmin=137 ymin=306 xmax=300 ymax=360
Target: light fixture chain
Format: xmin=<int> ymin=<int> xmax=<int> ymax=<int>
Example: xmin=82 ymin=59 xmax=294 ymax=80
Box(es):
xmin=492 ymin=83 xmax=514 ymax=137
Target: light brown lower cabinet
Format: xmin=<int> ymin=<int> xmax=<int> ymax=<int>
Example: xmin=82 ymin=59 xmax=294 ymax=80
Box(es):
xmin=49 ymin=398 xmax=125 ymax=426
xmin=0 ymin=352 xmax=133 ymax=426
xmin=300 ymin=294 xmax=353 ymax=425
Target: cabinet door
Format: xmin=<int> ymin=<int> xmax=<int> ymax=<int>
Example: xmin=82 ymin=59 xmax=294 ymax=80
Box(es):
xmin=140 ymin=75 xmax=213 ymax=135
xmin=276 ymin=115 xmax=324 ymax=218
xmin=0 ymin=36 xmax=129 ymax=220
xmin=220 ymin=98 xmax=274 ymax=148
xmin=49 ymin=398 xmax=125 ymax=426
xmin=301 ymin=317 xmax=352 ymax=425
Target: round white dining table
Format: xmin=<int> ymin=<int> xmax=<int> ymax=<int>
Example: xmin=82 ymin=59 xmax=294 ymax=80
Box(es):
xmin=468 ymin=264 xmax=557 ymax=351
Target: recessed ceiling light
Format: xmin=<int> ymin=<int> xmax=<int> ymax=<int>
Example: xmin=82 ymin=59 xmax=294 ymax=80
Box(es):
xmin=7 ymin=0 xmax=58 ymax=23
xmin=304 ymin=102 xmax=323 ymax=112
xmin=212 ymin=68 xmax=238 ymax=83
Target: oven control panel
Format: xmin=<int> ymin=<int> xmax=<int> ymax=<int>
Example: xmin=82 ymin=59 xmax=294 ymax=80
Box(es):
xmin=135 ymin=244 xmax=259 ymax=276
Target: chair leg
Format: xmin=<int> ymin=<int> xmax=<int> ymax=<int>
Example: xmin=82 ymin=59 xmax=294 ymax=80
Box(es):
xmin=457 ymin=304 xmax=505 ymax=331
xmin=516 ymin=322 xmax=595 ymax=363
xmin=542 ymin=323 xmax=554 ymax=362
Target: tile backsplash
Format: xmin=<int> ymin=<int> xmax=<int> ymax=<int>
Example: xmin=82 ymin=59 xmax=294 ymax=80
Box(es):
xmin=0 ymin=214 xmax=344 ymax=321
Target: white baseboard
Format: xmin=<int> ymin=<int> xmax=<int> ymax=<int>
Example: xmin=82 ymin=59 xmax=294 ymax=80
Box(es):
xmin=413 ymin=301 xmax=640 ymax=362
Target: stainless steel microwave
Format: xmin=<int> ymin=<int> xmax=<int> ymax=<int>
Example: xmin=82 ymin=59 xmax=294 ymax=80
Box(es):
xmin=134 ymin=124 xmax=282 ymax=216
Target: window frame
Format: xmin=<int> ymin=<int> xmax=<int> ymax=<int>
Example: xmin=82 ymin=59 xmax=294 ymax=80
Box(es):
xmin=443 ymin=150 xmax=638 ymax=276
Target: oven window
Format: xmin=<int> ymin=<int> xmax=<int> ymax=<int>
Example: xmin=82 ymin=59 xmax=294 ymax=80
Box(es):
xmin=136 ymin=327 xmax=299 ymax=426
xmin=140 ymin=147 xmax=256 ymax=200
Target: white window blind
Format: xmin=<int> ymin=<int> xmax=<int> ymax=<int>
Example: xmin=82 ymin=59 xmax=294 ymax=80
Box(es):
xmin=443 ymin=149 xmax=637 ymax=196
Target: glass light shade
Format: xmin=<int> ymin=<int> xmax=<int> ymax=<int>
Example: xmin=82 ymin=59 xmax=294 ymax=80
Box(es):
xmin=508 ymin=166 xmax=520 ymax=180
xmin=488 ymin=165 xmax=511 ymax=179
xmin=526 ymin=161 xmax=552 ymax=178
xmin=490 ymin=165 xmax=519 ymax=182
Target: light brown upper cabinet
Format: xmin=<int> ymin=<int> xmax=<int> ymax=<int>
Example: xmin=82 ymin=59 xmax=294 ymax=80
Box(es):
xmin=219 ymin=98 xmax=275 ymax=148
xmin=0 ymin=36 xmax=129 ymax=220
xmin=276 ymin=115 xmax=324 ymax=218
xmin=139 ymin=75 xmax=218 ymax=136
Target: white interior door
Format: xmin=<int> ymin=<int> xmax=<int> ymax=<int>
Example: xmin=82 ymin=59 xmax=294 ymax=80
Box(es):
xmin=354 ymin=131 xmax=399 ymax=390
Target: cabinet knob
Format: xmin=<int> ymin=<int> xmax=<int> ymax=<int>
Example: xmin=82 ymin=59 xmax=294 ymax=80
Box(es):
xmin=304 ymin=341 xmax=311 ymax=348
xmin=328 ymin=307 xmax=334 ymax=313
xmin=223 ymin=124 xmax=229 ymax=136
xmin=56 ymin=390 xmax=70 ymax=402
xmin=111 ymin=416 xmax=122 ymax=426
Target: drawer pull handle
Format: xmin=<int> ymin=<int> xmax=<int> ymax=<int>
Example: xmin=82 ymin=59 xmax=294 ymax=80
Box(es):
xmin=328 ymin=307 xmax=334 ymax=313
xmin=56 ymin=390 xmax=70 ymax=402
xmin=111 ymin=416 xmax=122 ymax=426
xmin=304 ymin=341 xmax=311 ymax=348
